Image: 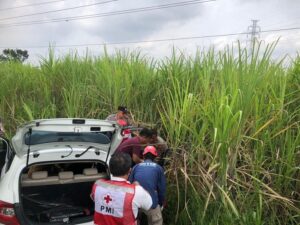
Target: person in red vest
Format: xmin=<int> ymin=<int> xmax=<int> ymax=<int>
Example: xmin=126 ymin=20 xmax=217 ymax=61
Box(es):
xmin=91 ymin=152 xmax=152 ymax=225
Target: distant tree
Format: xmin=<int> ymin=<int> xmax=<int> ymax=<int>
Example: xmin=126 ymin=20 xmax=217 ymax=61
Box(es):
xmin=0 ymin=49 xmax=29 ymax=63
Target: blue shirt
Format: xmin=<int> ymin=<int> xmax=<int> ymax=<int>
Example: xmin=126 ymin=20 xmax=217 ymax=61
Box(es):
xmin=129 ymin=159 xmax=166 ymax=209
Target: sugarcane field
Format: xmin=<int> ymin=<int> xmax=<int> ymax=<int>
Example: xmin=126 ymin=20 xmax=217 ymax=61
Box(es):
xmin=0 ymin=1 xmax=300 ymax=225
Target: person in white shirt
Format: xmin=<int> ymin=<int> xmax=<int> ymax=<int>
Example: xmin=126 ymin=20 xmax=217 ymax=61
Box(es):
xmin=91 ymin=152 xmax=152 ymax=225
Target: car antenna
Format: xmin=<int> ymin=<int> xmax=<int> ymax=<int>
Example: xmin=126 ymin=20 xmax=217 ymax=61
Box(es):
xmin=26 ymin=128 xmax=32 ymax=167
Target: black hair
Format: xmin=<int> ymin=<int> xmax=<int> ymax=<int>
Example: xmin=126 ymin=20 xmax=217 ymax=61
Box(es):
xmin=144 ymin=152 xmax=156 ymax=161
xmin=139 ymin=128 xmax=153 ymax=138
xmin=109 ymin=153 xmax=132 ymax=176
xmin=117 ymin=106 xmax=128 ymax=113
xmin=150 ymin=128 xmax=158 ymax=136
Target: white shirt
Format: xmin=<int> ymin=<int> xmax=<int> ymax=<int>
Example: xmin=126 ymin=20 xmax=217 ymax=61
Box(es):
xmin=110 ymin=176 xmax=152 ymax=218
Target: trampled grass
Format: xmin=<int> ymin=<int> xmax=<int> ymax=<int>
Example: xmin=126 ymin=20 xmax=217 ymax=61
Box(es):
xmin=0 ymin=43 xmax=299 ymax=225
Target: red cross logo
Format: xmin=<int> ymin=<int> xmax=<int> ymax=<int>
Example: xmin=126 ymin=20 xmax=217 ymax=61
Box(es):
xmin=104 ymin=195 xmax=112 ymax=204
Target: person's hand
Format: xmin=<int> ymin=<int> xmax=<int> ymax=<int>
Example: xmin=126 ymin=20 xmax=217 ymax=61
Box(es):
xmin=162 ymin=200 xmax=167 ymax=209
xmin=156 ymin=144 xmax=164 ymax=152
xmin=0 ymin=128 xmax=5 ymax=137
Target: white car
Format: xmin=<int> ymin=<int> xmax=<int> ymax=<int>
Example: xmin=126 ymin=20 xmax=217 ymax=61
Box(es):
xmin=0 ymin=118 xmax=124 ymax=225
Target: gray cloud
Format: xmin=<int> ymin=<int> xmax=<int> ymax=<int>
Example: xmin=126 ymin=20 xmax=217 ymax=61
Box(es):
xmin=0 ymin=0 xmax=299 ymax=63
xmin=72 ymin=0 xmax=203 ymax=42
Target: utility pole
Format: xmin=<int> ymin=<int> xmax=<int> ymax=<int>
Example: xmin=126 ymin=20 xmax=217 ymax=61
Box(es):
xmin=247 ymin=20 xmax=261 ymax=56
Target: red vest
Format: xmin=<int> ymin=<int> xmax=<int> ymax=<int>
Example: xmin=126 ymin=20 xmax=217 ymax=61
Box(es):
xmin=92 ymin=179 xmax=136 ymax=225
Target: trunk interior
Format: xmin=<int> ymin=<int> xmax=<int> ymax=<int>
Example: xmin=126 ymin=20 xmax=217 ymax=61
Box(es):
xmin=19 ymin=161 xmax=108 ymax=224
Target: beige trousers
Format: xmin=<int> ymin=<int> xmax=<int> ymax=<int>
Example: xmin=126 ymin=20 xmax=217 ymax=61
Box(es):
xmin=144 ymin=205 xmax=163 ymax=225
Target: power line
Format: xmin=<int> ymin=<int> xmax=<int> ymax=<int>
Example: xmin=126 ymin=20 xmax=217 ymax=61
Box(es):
xmin=0 ymin=0 xmax=216 ymax=28
xmin=1 ymin=26 xmax=299 ymax=49
xmin=0 ymin=0 xmax=118 ymax=21
xmin=260 ymin=26 xmax=300 ymax=34
xmin=0 ymin=0 xmax=65 ymax=11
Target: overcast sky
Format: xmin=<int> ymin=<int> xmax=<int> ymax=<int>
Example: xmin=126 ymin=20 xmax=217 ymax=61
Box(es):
xmin=0 ymin=0 xmax=299 ymax=64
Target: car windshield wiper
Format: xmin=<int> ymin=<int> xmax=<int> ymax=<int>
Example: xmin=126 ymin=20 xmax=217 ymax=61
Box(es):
xmin=75 ymin=146 xmax=95 ymax=158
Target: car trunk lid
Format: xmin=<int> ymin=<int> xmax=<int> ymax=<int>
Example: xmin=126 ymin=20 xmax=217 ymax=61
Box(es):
xmin=10 ymin=119 xmax=122 ymax=165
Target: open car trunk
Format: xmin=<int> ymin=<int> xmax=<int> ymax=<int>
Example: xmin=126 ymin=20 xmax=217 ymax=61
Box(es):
xmin=19 ymin=161 xmax=108 ymax=224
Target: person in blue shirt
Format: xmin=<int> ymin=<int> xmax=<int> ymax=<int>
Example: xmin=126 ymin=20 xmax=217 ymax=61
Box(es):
xmin=129 ymin=146 xmax=166 ymax=225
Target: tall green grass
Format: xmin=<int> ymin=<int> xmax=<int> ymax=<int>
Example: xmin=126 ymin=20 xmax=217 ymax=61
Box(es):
xmin=0 ymin=43 xmax=299 ymax=225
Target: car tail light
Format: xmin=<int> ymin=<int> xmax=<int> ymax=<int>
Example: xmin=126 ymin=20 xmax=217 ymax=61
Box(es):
xmin=0 ymin=200 xmax=20 ymax=225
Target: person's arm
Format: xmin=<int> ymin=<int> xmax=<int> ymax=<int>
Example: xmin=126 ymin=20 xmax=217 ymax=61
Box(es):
xmin=0 ymin=122 xmax=5 ymax=137
xmin=90 ymin=183 xmax=97 ymax=201
xmin=134 ymin=185 xmax=152 ymax=211
xmin=132 ymin=145 xmax=143 ymax=164
xmin=132 ymin=153 xmax=143 ymax=164
xmin=157 ymin=167 xmax=166 ymax=206
xmin=106 ymin=114 xmax=116 ymax=121
xmin=128 ymin=165 xmax=136 ymax=183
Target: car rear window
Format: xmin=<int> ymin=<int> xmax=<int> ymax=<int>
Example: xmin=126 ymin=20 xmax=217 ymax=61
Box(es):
xmin=24 ymin=131 xmax=111 ymax=145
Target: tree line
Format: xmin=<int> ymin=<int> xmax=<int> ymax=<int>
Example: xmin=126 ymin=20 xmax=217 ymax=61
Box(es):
xmin=0 ymin=49 xmax=28 ymax=63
